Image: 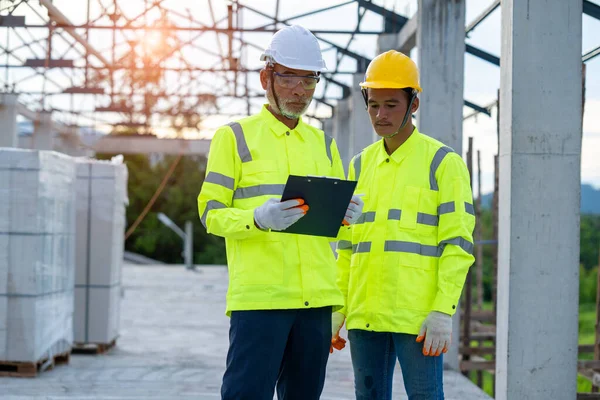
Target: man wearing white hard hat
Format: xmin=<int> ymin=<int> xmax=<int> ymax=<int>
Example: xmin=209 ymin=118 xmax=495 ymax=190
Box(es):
xmin=197 ymin=25 xmax=364 ymax=399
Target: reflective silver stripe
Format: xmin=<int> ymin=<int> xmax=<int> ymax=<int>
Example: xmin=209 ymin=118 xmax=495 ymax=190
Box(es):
xmin=233 ymin=184 xmax=285 ymax=200
xmin=325 ymin=134 xmax=333 ymax=165
xmin=438 ymin=202 xmax=455 ymax=215
xmin=228 ymin=122 xmax=252 ymax=163
xmin=352 ymin=242 xmax=371 ymax=254
xmin=205 ymin=172 xmax=234 ymax=190
xmin=429 ymin=146 xmax=454 ymax=191
xmin=337 ymin=240 xmax=352 ymax=251
xmin=201 ymin=200 xmax=227 ymax=228
xmin=440 ymin=237 xmax=474 ymax=255
xmin=356 ymin=211 xmax=376 ymax=224
xmin=465 ymin=202 xmax=475 ymax=216
xmin=354 ymin=153 xmax=362 ymax=181
xmin=384 ymin=240 xmax=440 ymax=257
xmin=417 ymin=213 xmax=439 ymax=226
xmin=388 ymin=209 xmax=401 ymax=220
xmin=388 ymin=209 xmax=438 ymax=226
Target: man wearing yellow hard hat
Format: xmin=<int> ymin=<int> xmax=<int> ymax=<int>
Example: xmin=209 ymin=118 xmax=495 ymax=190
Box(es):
xmin=331 ymin=50 xmax=475 ymax=399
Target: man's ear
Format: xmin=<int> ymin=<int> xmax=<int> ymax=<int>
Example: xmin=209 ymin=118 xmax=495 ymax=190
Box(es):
xmin=411 ymin=96 xmax=420 ymax=113
xmin=260 ymin=68 xmax=269 ymax=90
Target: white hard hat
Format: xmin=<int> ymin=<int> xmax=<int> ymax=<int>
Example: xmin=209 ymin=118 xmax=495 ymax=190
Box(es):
xmin=260 ymin=25 xmax=327 ymax=72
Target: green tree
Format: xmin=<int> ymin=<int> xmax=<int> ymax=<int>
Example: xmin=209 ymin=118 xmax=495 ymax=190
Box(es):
xmin=97 ymin=153 xmax=227 ymax=265
xmin=581 ymin=214 xmax=600 ymax=271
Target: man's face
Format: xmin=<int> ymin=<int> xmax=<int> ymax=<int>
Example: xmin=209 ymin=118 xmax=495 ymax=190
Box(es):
xmin=260 ymin=63 xmax=319 ymax=119
xmin=367 ymin=88 xmax=418 ymax=137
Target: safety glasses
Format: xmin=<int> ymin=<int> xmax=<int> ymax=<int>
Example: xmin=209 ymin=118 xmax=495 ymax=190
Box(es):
xmin=273 ymin=71 xmax=320 ymax=90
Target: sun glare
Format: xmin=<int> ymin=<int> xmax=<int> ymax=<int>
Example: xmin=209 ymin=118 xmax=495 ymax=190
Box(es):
xmin=140 ymin=30 xmax=165 ymax=52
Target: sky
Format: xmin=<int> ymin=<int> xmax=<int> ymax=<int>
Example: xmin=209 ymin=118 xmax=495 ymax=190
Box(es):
xmin=1 ymin=0 xmax=599 ymax=194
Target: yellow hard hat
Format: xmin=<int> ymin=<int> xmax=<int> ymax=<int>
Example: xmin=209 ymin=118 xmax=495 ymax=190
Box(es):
xmin=360 ymin=50 xmax=422 ymax=92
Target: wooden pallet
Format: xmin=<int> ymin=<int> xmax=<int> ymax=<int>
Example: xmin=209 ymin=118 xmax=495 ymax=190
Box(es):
xmin=0 ymin=350 xmax=70 ymax=378
xmin=72 ymin=338 xmax=117 ymax=355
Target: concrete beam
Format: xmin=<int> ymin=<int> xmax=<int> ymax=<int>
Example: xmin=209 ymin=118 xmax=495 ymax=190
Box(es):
xmin=496 ymin=1 xmax=582 ymax=399
xmin=0 ymin=93 xmax=19 ymax=148
xmin=16 ymin=103 xmax=70 ymax=135
xmin=86 ymin=135 xmax=211 ymax=156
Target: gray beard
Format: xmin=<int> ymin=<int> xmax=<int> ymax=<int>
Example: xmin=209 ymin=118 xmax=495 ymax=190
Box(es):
xmin=267 ymin=91 xmax=310 ymax=119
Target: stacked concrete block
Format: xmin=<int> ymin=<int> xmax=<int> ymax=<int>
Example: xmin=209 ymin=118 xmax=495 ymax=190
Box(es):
xmin=0 ymin=148 xmax=76 ymax=362
xmin=74 ymin=157 xmax=128 ymax=345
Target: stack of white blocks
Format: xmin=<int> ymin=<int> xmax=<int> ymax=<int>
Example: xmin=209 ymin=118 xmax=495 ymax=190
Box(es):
xmin=74 ymin=158 xmax=128 ymax=345
xmin=0 ymin=148 xmax=76 ymax=362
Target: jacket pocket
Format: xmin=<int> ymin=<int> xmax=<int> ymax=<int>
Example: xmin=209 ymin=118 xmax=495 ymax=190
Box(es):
xmin=399 ymin=186 xmax=420 ymax=230
xmin=392 ymin=261 xmax=437 ymax=311
xmin=235 ymin=240 xmax=284 ymax=285
xmin=239 ymin=160 xmax=279 ymax=185
xmin=416 ymin=188 xmax=439 ymax=235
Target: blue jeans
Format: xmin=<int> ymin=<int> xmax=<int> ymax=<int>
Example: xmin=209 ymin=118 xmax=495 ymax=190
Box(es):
xmin=349 ymin=329 xmax=444 ymax=400
xmin=221 ymin=307 xmax=331 ymax=400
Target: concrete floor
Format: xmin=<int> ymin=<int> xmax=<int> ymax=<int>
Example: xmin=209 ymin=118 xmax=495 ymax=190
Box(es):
xmin=2 ymin=264 xmax=491 ymax=399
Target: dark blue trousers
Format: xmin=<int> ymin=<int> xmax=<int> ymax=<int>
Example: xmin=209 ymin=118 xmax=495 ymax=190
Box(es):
xmin=221 ymin=307 xmax=332 ymax=400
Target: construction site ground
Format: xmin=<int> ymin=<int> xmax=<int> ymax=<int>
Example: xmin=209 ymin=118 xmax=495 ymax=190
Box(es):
xmin=1 ymin=264 xmax=491 ymax=400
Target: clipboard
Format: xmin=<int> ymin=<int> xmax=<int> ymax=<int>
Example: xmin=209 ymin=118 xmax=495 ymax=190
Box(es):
xmin=280 ymin=175 xmax=357 ymax=237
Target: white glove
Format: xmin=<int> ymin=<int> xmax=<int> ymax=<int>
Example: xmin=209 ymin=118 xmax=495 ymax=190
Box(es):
xmin=417 ymin=311 xmax=452 ymax=357
xmin=254 ymin=198 xmax=308 ymax=231
xmin=343 ymin=194 xmax=364 ymax=225
xmin=331 ymin=311 xmax=345 ymax=337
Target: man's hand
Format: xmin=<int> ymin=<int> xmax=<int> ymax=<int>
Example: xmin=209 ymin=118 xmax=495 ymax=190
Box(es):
xmin=330 ymin=335 xmax=346 ymax=353
xmin=416 ymin=311 xmax=452 ymax=357
xmin=343 ymin=194 xmax=364 ymax=226
xmin=330 ymin=312 xmax=346 ymax=353
xmin=254 ymin=198 xmax=308 ymax=231
xmin=331 ymin=312 xmax=345 ymax=337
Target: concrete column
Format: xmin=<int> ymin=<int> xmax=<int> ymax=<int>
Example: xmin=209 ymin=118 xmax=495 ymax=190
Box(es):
xmin=496 ymin=1 xmax=582 ymax=399
xmin=350 ymin=73 xmax=376 ymax=158
xmin=32 ymin=111 xmax=53 ymax=150
xmin=377 ymin=34 xmax=397 ymax=54
xmin=416 ymin=0 xmax=466 ymax=371
xmin=0 ymin=93 xmax=19 ymax=148
xmin=322 ymin=118 xmax=334 ymax=139
xmin=377 ymin=14 xmax=417 ymax=56
xmin=416 ymin=0 xmax=465 ymax=155
xmin=333 ymin=98 xmax=351 ymax=171
xmin=55 ymin=126 xmax=82 ymax=156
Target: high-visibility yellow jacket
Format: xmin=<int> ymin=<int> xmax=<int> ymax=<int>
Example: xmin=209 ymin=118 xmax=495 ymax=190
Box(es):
xmin=198 ymin=105 xmax=346 ymax=316
xmin=336 ymin=127 xmax=475 ymax=334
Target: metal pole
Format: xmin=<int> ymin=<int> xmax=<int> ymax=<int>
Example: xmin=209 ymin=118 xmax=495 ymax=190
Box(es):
xmin=185 ymin=221 xmax=193 ymax=270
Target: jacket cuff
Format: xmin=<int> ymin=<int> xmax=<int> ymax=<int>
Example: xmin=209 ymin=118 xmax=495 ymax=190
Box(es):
xmin=242 ymin=208 xmax=261 ymax=234
xmin=432 ymin=292 xmax=459 ymax=316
